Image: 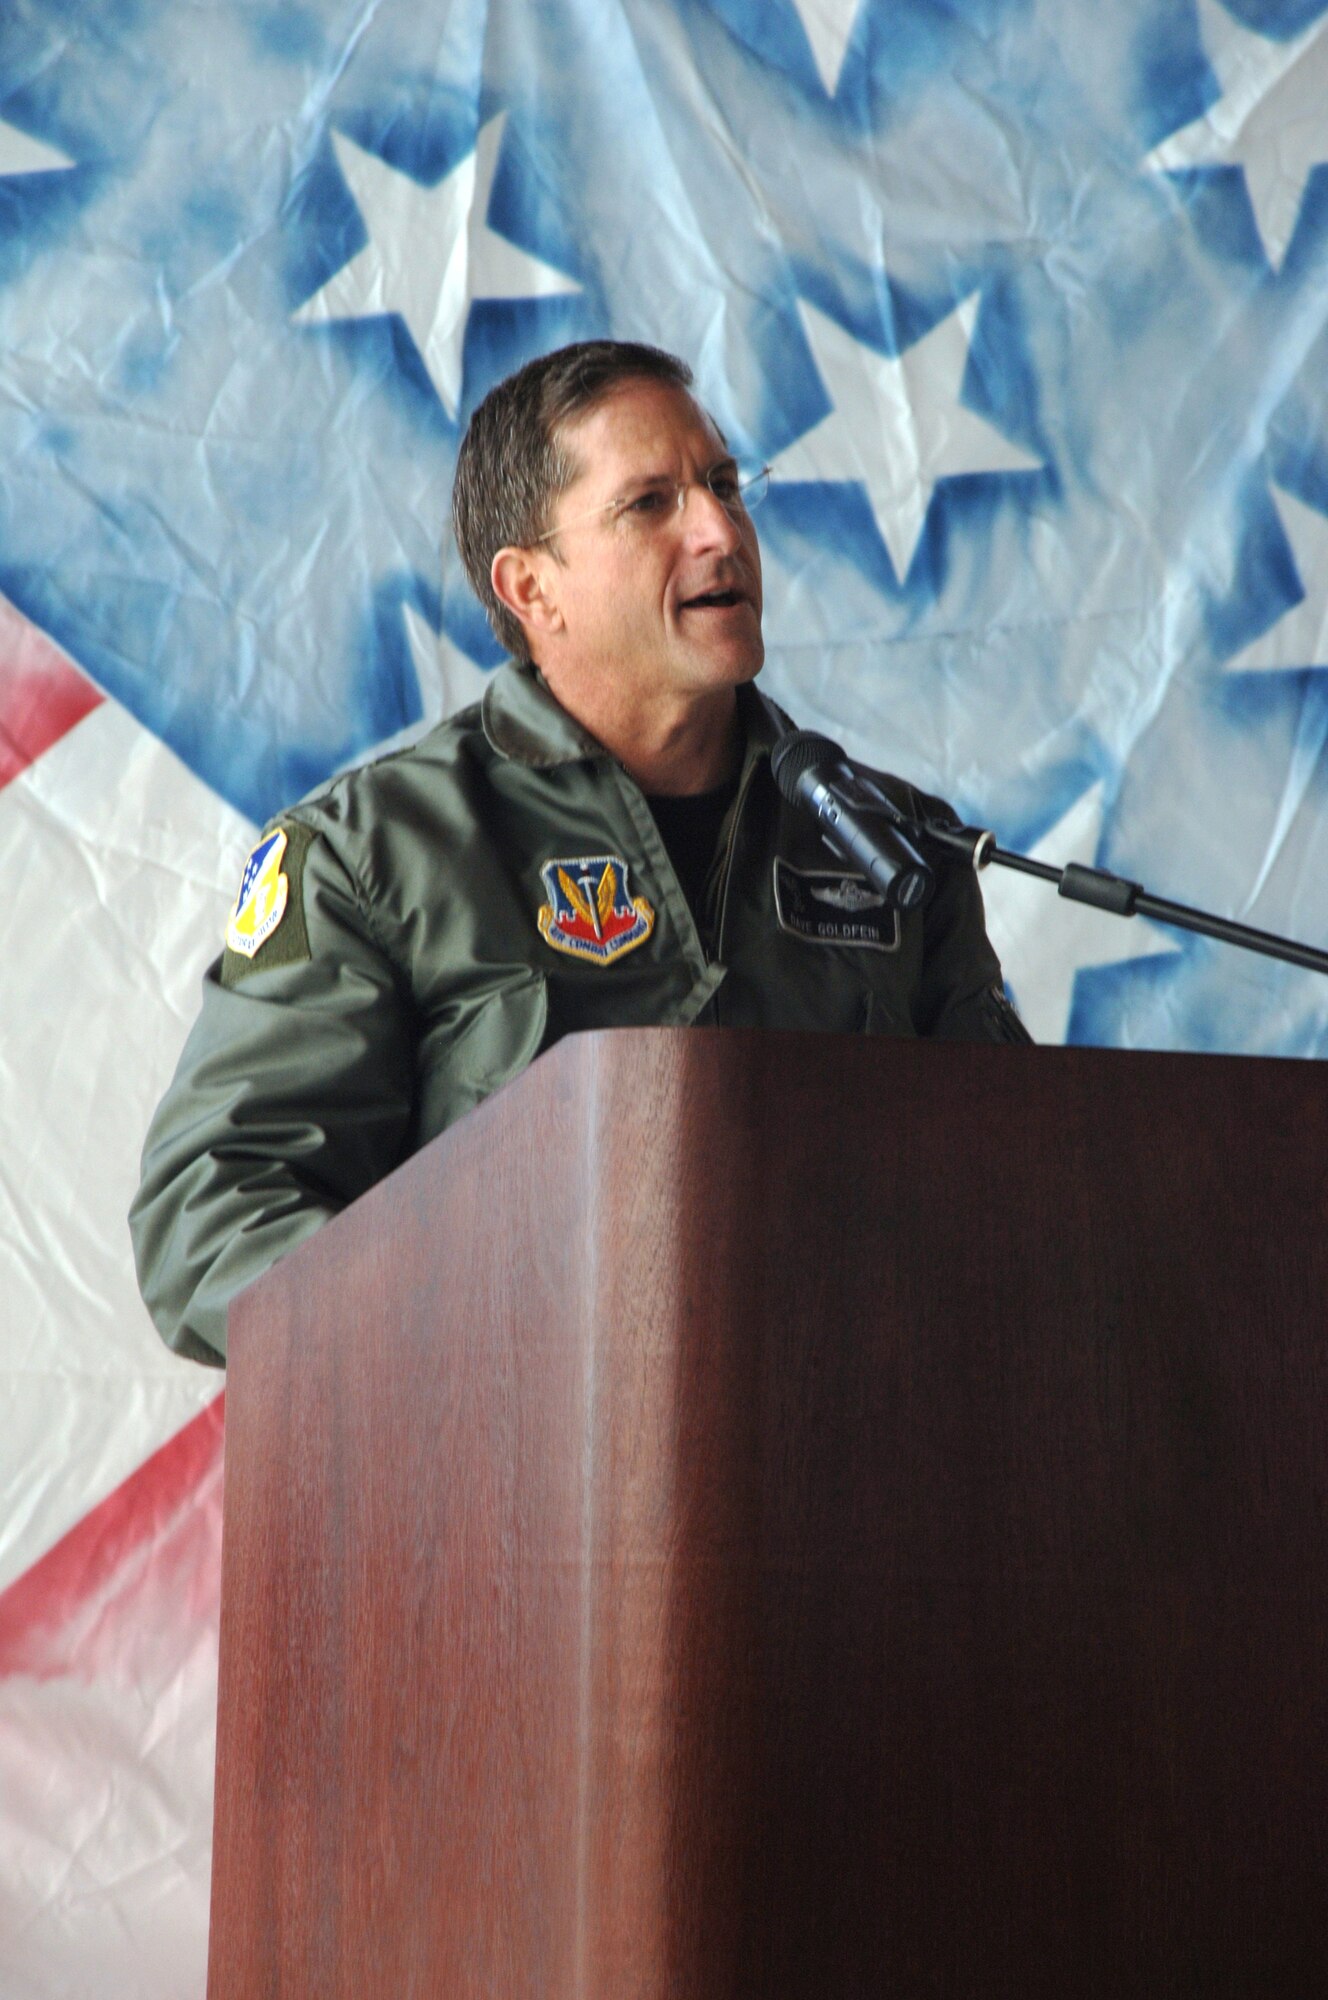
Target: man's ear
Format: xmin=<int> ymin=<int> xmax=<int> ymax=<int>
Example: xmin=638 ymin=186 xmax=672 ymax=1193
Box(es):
xmin=491 ymin=546 xmax=564 ymax=641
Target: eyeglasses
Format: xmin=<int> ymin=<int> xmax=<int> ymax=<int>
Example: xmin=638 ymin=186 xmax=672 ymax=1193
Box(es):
xmin=532 ymin=463 xmax=771 ymax=545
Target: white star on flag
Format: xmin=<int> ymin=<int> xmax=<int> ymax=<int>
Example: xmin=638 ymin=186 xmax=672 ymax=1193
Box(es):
xmin=790 ymin=0 xmax=861 ymax=96
xmin=1225 ymin=484 xmax=1328 ymax=673
xmin=403 ymin=601 xmax=492 ymax=726
xmin=294 ymin=112 xmax=580 ymax=420
xmin=0 ymin=119 xmax=74 ymax=176
xmin=979 ymin=781 xmax=1180 ymax=1045
xmin=772 ymin=294 xmax=1042 ymax=582
xmin=340 ymin=603 xmax=493 ymax=769
xmin=1144 ymin=0 xmax=1328 ymax=272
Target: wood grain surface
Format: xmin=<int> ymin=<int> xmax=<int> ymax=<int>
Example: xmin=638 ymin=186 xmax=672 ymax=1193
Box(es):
xmin=209 ymin=1029 xmax=1328 ymax=1997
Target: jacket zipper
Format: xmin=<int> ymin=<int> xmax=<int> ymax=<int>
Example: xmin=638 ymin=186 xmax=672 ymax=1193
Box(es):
xmin=711 ymin=752 xmax=762 ymax=969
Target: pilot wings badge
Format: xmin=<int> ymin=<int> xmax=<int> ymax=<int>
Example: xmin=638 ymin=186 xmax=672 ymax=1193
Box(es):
xmin=810 ymin=878 xmax=887 ymax=913
xmin=537 ymin=855 xmax=655 ymax=966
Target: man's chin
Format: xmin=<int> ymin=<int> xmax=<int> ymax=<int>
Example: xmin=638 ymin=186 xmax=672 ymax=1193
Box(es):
xmin=679 ymin=623 xmax=764 ymax=687
xmin=727 ymin=637 xmax=765 ymax=684
xmin=684 ymin=652 xmax=763 ymax=696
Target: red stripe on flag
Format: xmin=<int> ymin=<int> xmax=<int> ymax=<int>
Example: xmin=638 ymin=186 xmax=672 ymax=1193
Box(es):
xmin=0 ymin=592 xmax=103 ymax=791
xmin=0 ymin=1394 xmax=225 ymax=1682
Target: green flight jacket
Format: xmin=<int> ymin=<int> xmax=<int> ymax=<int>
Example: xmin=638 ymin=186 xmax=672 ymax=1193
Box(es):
xmin=130 ymin=661 xmax=1026 ymax=1365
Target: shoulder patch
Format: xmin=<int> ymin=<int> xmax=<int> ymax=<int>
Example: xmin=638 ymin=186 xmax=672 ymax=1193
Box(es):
xmin=221 ymin=822 xmax=314 ymax=986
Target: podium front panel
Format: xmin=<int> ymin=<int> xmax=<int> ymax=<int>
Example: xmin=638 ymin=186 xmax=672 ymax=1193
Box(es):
xmin=211 ymin=1030 xmax=1328 ymax=1998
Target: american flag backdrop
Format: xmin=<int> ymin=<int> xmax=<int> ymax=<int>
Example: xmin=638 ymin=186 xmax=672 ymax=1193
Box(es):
xmin=2 ymin=0 xmax=1327 ymax=1988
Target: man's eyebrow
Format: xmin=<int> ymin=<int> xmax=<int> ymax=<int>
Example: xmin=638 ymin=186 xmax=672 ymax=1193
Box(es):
xmin=621 ymin=453 xmax=740 ymax=489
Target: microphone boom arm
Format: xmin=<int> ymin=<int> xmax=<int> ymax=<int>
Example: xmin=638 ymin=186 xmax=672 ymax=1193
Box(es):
xmin=920 ymin=818 xmax=1328 ymax=979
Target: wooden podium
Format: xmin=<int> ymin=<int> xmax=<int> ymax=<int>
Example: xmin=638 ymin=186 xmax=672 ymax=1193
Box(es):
xmin=209 ymin=1029 xmax=1328 ymax=1997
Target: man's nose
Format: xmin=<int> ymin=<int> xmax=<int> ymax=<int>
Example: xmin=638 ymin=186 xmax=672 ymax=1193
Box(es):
xmin=679 ymin=480 xmax=744 ymax=552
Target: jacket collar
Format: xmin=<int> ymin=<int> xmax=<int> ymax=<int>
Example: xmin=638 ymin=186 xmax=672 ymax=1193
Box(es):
xmin=481 ymin=660 xmax=604 ymax=767
xmin=482 ymin=657 xmax=790 ymax=772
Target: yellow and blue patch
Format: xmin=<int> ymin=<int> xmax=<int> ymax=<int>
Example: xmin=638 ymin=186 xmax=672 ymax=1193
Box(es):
xmin=225 ymin=828 xmax=291 ymax=959
xmin=537 ymin=855 xmax=654 ymax=965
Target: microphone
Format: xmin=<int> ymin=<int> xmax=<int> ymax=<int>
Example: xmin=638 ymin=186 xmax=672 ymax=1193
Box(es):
xmin=770 ymin=731 xmax=936 ymax=912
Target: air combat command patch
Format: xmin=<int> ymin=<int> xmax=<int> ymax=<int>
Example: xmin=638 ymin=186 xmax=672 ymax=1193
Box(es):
xmin=537 ymin=855 xmax=655 ymax=965
xmin=225 ymin=827 xmax=292 ymax=958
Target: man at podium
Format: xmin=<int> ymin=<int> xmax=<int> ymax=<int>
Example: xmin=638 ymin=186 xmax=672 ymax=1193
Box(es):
xmin=131 ymin=338 xmax=1027 ymax=1365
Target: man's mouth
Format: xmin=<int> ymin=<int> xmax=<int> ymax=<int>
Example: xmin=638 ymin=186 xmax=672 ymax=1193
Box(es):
xmin=681 ymin=587 xmax=747 ymax=610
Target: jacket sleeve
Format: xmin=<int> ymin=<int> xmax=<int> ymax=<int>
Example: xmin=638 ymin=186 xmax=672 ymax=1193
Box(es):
xmin=128 ymin=818 xmax=416 ymax=1365
xmin=908 ymin=795 xmax=1033 ymax=1045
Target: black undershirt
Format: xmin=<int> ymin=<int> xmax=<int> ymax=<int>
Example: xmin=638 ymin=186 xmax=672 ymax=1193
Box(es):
xmin=646 ymin=773 xmax=740 ymax=919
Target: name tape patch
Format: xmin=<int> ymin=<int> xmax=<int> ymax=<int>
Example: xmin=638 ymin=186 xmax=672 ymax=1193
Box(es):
xmin=773 ymin=858 xmax=900 ymax=951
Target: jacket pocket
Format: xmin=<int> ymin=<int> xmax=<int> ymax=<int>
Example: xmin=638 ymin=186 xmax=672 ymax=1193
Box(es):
xmin=415 ymin=970 xmax=550 ymax=1140
xmin=860 ymin=987 xmax=911 ymax=1038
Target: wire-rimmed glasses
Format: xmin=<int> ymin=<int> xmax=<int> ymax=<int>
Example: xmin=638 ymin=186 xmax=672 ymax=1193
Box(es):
xmin=531 ymin=463 xmax=771 ymax=545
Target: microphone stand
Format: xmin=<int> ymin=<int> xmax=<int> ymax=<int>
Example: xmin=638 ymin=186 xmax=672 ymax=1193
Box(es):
xmin=922 ymin=820 xmax=1328 ymax=979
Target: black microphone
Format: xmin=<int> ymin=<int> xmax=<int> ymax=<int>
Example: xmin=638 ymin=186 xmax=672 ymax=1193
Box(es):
xmin=770 ymin=731 xmax=936 ymax=911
